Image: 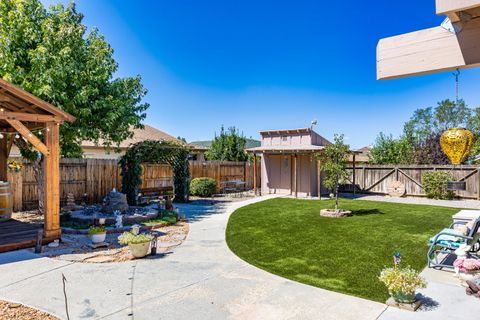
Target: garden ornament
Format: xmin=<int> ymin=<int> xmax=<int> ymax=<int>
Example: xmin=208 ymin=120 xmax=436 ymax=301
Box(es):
xmin=440 ymin=128 xmax=475 ymax=165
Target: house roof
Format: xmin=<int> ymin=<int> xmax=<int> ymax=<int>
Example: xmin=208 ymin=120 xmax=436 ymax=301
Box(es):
xmin=0 ymin=78 xmax=76 ymax=129
xmin=82 ymin=124 xmax=183 ymax=148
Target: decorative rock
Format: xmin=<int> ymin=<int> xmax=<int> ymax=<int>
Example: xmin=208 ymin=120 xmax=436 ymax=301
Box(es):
xmin=386 ymin=297 xmax=422 ymax=311
xmin=387 ymin=180 xmax=406 ymax=198
xmin=320 ymin=209 xmax=352 ymax=218
xmin=62 ymin=193 xmax=83 ymax=211
xmin=102 ymin=188 xmax=129 ymax=214
xmin=47 ymin=240 xmax=60 ymax=248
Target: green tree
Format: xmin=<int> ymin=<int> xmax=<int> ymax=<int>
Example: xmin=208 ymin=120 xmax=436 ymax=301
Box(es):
xmin=370 ymin=133 xmax=413 ymax=165
xmin=206 ymin=126 xmax=248 ymax=161
xmin=0 ymin=0 xmax=149 ymax=157
xmin=317 ymin=134 xmax=350 ymax=210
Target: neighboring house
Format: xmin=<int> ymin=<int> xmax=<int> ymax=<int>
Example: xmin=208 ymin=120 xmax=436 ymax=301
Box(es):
xmin=9 ymin=124 xmax=186 ymax=159
xmin=246 ymin=128 xmax=330 ymax=198
xmin=349 ymin=146 xmax=372 ymax=164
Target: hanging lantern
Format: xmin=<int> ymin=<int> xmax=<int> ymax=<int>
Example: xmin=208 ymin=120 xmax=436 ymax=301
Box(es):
xmin=440 ymin=128 xmax=475 ymax=191
xmin=440 ymin=128 xmax=475 ymax=165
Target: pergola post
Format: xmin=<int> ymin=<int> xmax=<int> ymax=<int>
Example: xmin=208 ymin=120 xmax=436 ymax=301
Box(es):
xmin=253 ymin=153 xmax=257 ymax=196
xmin=293 ymin=154 xmax=298 ymax=198
xmin=43 ymin=122 xmax=60 ymax=239
xmin=0 ymin=137 xmax=8 ymax=182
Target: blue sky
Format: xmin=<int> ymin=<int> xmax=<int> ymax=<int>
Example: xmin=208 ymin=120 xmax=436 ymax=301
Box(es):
xmin=40 ymin=0 xmax=480 ymax=148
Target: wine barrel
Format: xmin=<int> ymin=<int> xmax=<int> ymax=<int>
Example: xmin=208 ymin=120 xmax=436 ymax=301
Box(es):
xmin=0 ymin=182 xmax=13 ymax=222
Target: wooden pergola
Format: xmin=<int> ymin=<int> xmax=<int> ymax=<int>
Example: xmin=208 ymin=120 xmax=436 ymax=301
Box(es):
xmin=377 ymin=0 xmax=480 ymax=79
xmin=0 ymin=78 xmax=75 ymax=249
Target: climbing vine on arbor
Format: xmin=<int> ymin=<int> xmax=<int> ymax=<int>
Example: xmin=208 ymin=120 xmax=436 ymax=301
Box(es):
xmin=120 ymin=140 xmax=190 ymax=205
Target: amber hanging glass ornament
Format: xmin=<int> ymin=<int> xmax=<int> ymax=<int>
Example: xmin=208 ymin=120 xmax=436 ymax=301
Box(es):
xmin=440 ymin=128 xmax=475 ymax=165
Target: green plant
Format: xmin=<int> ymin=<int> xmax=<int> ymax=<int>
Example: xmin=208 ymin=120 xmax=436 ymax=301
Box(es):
xmin=88 ymin=225 xmax=106 ymax=235
xmin=206 ymin=126 xmax=248 ymax=161
xmin=118 ymin=232 xmax=153 ymax=245
xmin=120 ymin=140 xmax=190 ymax=205
xmin=379 ymin=266 xmax=426 ymax=297
xmin=317 ymin=134 xmax=350 ymax=210
xmin=422 ymin=171 xmax=455 ymax=200
xmin=190 ymin=177 xmax=217 ymax=197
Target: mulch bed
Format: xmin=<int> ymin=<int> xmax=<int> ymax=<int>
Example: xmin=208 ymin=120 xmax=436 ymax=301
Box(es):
xmin=0 ymin=300 xmax=58 ymax=320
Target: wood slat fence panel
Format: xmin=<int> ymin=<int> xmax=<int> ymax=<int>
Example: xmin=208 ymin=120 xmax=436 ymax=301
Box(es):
xmin=8 ymin=158 xmax=260 ymax=211
xmin=342 ymin=164 xmax=480 ymax=199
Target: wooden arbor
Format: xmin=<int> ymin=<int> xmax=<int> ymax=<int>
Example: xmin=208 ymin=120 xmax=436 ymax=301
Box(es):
xmin=377 ymin=0 xmax=480 ymax=79
xmin=0 ymin=78 xmax=75 ymax=240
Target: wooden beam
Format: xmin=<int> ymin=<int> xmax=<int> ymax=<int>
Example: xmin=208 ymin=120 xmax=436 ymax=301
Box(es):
xmin=0 ymin=78 xmax=75 ymax=122
xmin=43 ymin=122 xmax=61 ymax=239
xmin=5 ymin=119 xmax=49 ymax=156
xmin=0 ymin=110 xmax=60 ymax=123
xmin=436 ymin=0 xmax=480 ymax=15
xmin=377 ymin=17 xmax=480 ymax=80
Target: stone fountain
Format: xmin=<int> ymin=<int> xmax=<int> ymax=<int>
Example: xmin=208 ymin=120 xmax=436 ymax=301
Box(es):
xmin=69 ymin=188 xmax=158 ymax=226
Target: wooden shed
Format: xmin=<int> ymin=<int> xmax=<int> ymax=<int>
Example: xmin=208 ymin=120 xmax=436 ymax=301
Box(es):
xmin=247 ymin=128 xmax=330 ymax=198
xmin=0 ymin=78 xmax=75 ymax=252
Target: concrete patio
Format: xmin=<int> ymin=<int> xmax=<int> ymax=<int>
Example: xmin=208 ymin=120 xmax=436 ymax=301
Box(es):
xmin=0 ymin=196 xmax=478 ymax=319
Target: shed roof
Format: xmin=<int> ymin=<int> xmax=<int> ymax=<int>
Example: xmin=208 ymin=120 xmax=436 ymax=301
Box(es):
xmin=246 ymin=145 xmax=325 ymax=153
xmin=259 ymin=128 xmax=312 ymax=135
xmin=0 ymin=78 xmax=75 ymax=129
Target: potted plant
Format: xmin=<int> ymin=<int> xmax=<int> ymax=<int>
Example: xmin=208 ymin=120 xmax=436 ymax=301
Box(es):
xmin=453 ymin=258 xmax=480 ymax=285
xmin=88 ymin=225 xmax=106 ymax=244
xmin=379 ymin=266 xmax=427 ymax=303
xmin=118 ymin=232 xmax=154 ymax=258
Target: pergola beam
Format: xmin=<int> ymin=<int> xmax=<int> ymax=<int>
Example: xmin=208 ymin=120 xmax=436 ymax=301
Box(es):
xmin=5 ymin=119 xmax=50 ymax=156
xmin=0 ymin=110 xmax=60 ymax=123
xmin=377 ymin=17 xmax=480 ymax=80
xmin=436 ymin=0 xmax=480 ymax=15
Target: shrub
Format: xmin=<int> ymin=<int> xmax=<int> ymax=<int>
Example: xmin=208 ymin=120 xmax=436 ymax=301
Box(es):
xmin=379 ymin=266 xmax=427 ymax=296
xmin=190 ymin=177 xmax=217 ymax=197
xmin=88 ymin=225 xmax=106 ymax=235
xmin=118 ymin=232 xmax=153 ymax=245
xmin=422 ymin=171 xmax=455 ymax=200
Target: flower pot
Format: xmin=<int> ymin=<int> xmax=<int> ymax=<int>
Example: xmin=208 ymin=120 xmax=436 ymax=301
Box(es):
xmin=391 ymin=291 xmax=416 ymax=304
xmin=90 ymin=232 xmax=106 ymax=244
xmin=128 ymin=241 xmax=151 ymax=258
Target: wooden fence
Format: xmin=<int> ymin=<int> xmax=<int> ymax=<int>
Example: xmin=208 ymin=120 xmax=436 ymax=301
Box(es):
xmin=8 ymin=159 xmax=260 ymax=211
xmin=341 ymin=164 xmax=480 ymax=199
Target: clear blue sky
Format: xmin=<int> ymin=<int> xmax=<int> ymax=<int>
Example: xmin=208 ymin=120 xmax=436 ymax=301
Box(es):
xmin=40 ymin=0 xmax=480 ymax=148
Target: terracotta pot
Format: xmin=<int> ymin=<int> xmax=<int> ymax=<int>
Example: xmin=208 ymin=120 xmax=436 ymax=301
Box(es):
xmin=391 ymin=291 xmax=416 ymax=304
xmin=128 ymin=241 xmax=151 ymax=258
xmin=90 ymin=232 xmax=106 ymax=244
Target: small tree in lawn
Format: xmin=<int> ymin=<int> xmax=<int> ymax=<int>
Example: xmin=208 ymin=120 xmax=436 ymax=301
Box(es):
xmin=318 ymin=134 xmax=350 ymax=211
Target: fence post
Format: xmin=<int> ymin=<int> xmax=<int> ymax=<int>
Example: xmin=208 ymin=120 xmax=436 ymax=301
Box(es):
xmin=477 ymin=168 xmax=480 ymax=201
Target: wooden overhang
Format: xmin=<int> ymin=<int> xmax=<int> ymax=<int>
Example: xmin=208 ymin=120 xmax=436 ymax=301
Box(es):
xmin=377 ymin=0 xmax=480 ymax=80
xmin=0 ymin=78 xmax=75 ymax=246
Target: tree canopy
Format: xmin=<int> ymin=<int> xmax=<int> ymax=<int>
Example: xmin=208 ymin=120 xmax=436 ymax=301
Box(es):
xmin=206 ymin=126 xmax=248 ymax=161
xmin=0 ymin=0 xmax=149 ymax=157
xmin=371 ymin=99 xmax=477 ymax=165
xmin=317 ymin=134 xmax=350 ymax=210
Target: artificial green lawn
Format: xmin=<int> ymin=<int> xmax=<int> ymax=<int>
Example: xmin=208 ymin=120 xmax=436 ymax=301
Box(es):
xmin=225 ymin=198 xmax=457 ymax=302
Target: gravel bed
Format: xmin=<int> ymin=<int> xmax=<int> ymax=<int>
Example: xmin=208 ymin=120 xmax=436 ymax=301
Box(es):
xmin=0 ymin=300 xmax=59 ymax=320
